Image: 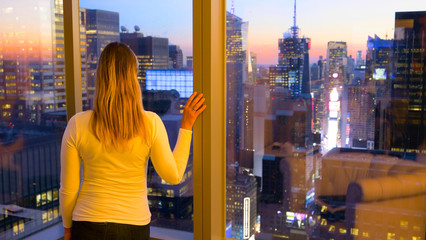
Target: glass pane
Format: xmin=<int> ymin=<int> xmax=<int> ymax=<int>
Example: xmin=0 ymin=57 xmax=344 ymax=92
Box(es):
xmin=225 ymin=1 xmax=426 ymax=240
xmin=0 ymin=0 xmax=66 ymax=239
xmin=79 ymin=0 xmax=194 ymax=235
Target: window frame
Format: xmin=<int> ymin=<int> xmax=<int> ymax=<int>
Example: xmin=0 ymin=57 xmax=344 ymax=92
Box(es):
xmin=63 ymin=0 xmax=227 ymax=239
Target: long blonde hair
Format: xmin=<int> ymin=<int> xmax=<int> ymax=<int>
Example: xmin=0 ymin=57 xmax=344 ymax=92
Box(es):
xmin=91 ymin=42 xmax=147 ymax=150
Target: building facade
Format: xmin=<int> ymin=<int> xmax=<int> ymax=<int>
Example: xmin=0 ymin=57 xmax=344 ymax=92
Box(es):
xmin=84 ymin=9 xmax=120 ymax=109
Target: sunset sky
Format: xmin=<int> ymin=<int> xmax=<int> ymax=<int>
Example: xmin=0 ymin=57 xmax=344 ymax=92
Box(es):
xmin=3 ymin=0 xmax=426 ymax=65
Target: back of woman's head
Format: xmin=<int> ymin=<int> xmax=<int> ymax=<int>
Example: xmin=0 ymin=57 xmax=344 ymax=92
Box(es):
xmin=91 ymin=42 xmax=147 ymax=151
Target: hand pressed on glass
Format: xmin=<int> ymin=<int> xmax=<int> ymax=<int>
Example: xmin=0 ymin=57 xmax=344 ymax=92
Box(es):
xmin=181 ymin=92 xmax=206 ymax=130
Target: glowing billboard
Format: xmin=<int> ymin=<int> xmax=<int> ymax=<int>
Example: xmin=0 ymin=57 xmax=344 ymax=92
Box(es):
xmin=243 ymin=197 xmax=250 ymax=239
xmin=373 ymin=68 xmax=386 ymax=80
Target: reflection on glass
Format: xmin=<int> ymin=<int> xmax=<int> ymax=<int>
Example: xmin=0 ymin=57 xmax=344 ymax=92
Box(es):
xmin=0 ymin=0 xmax=66 ymax=239
xmin=80 ymin=0 xmax=193 ymax=233
xmin=225 ymin=1 xmax=425 ymax=240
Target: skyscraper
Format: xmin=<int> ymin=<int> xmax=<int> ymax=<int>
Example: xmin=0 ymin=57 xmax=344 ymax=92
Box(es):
xmin=356 ymin=50 xmax=364 ymax=67
xmin=121 ymin=32 xmax=169 ymax=90
xmin=84 ymin=9 xmax=120 ymax=109
xmin=169 ymin=45 xmax=183 ymax=69
xmin=186 ymin=56 xmax=193 ymax=70
xmin=323 ymin=41 xmax=348 ymax=149
xmin=226 ymin=171 xmax=257 ymax=239
xmin=0 ymin=0 xmax=87 ymax=125
xmin=0 ymin=1 xmax=83 ymax=238
xmin=271 ymin=1 xmax=310 ymax=98
xmin=381 ymin=11 xmax=426 ymax=152
xmin=226 ymin=11 xmax=248 ymax=175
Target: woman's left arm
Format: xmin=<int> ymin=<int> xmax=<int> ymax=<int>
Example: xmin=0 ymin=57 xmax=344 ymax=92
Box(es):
xmin=59 ymin=115 xmax=81 ymax=231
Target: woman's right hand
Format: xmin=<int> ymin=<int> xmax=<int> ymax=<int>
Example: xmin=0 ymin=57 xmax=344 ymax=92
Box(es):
xmin=181 ymin=92 xmax=206 ymax=130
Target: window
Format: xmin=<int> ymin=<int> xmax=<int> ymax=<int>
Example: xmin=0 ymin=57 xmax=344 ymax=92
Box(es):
xmin=225 ymin=1 xmax=426 ymax=240
xmin=0 ymin=1 xmax=66 ymax=239
xmin=79 ymin=0 xmax=194 ymax=234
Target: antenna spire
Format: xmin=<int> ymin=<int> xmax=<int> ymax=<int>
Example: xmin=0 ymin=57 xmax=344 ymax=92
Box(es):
xmin=293 ymin=0 xmax=296 ymax=28
xmin=290 ymin=0 xmax=299 ymax=38
xmin=231 ymin=0 xmax=235 ymax=15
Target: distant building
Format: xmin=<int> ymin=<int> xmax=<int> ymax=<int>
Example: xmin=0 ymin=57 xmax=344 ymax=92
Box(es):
xmin=323 ymin=41 xmax=348 ymax=149
xmin=186 ymin=56 xmax=193 ymax=69
xmin=0 ymin=131 xmax=63 ymax=239
xmin=121 ymin=33 xmax=169 ymax=90
xmin=362 ymin=35 xmax=393 ymax=150
xmin=226 ymin=11 xmax=248 ymax=177
xmin=226 ymin=170 xmax=257 ymax=239
xmin=353 ymin=66 xmax=366 ymax=85
xmin=380 ymin=11 xmax=426 ymax=152
xmin=84 ymin=9 xmax=120 ymax=109
xmin=272 ymin=32 xmax=310 ymax=97
xmin=169 ymin=45 xmax=183 ymax=69
xmin=0 ymin=1 xmax=86 ymax=125
xmin=311 ymin=78 xmax=325 ymax=134
xmin=311 ymin=63 xmax=319 ymax=81
xmin=356 ymin=50 xmax=364 ymax=67
xmin=318 ymin=55 xmax=324 ymax=79
xmin=240 ymin=83 xmax=255 ymax=169
xmin=343 ymin=85 xmax=375 ymax=148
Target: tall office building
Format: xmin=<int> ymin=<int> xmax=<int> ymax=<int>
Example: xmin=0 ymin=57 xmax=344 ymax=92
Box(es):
xmin=239 ymin=83 xmax=255 ymax=169
xmin=343 ymin=85 xmax=375 ymax=148
xmin=380 ymin=11 xmax=426 ymax=152
xmin=356 ymin=50 xmax=364 ymax=67
xmin=360 ymin=35 xmax=393 ymax=150
xmin=121 ymin=32 xmax=169 ymax=90
xmin=0 ymin=0 xmax=87 ymax=125
xmin=311 ymin=78 xmax=325 ymax=135
xmin=326 ymin=41 xmax=348 ymax=87
xmin=322 ymin=41 xmax=348 ymax=149
xmin=226 ymin=171 xmax=257 ymax=239
xmin=84 ymin=9 xmax=120 ymax=109
xmin=311 ymin=63 xmax=319 ymax=81
xmin=318 ymin=55 xmax=324 ymax=79
xmin=169 ymin=45 xmax=183 ymax=69
xmin=269 ymin=0 xmax=310 ymax=98
xmin=186 ymin=56 xmax=193 ymax=69
xmin=226 ymin=10 xmax=258 ymax=240
xmin=226 ymin=11 xmax=248 ymax=176
xmin=0 ymin=1 xmax=85 ymax=238
xmin=365 ymin=35 xmax=393 ymax=92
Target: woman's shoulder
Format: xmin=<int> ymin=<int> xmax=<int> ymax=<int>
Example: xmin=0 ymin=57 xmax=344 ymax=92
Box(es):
xmin=143 ymin=110 xmax=160 ymax=122
xmin=69 ymin=110 xmax=93 ymax=124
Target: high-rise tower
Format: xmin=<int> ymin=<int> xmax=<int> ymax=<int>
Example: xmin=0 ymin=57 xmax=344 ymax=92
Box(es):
xmin=270 ymin=0 xmax=310 ymax=97
xmin=377 ymin=11 xmax=426 ymax=152
xmin=121 ymin=32 xmax=169 ymax=90
xmin=226 ymin=11 xmax=248 ymax=176
xmin=85 ymin=9 xmax=120 ymax=109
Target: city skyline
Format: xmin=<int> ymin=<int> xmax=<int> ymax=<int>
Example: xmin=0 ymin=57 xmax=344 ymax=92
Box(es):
xmin=79 ymin=0 xmax=426 ymax=65
xmin=3 ymin=1 xmax=424 ymax=65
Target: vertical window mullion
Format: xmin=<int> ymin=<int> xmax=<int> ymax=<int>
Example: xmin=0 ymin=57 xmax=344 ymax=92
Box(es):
xmin=193 ymin=0 xmax=226 ymax=238
xmin=64 ymin=0 xmax=82 ymax=120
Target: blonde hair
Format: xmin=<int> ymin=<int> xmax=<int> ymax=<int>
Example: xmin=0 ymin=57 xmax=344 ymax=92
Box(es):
xmin=91 ymin=42 xmax=147 ymax=151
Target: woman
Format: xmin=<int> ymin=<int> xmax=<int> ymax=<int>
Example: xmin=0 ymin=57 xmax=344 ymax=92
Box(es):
xmin=60 ymin=42 xmax=205 ymax=240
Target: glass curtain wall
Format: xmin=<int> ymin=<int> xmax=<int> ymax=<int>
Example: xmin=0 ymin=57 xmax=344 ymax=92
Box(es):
xmin=79 ymin=0 xmax=194 ymax=234
xmin=0 ymin=0 xmax=67 ymax=239
xmin=225 ymin=1 xmax=426 ymax=239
